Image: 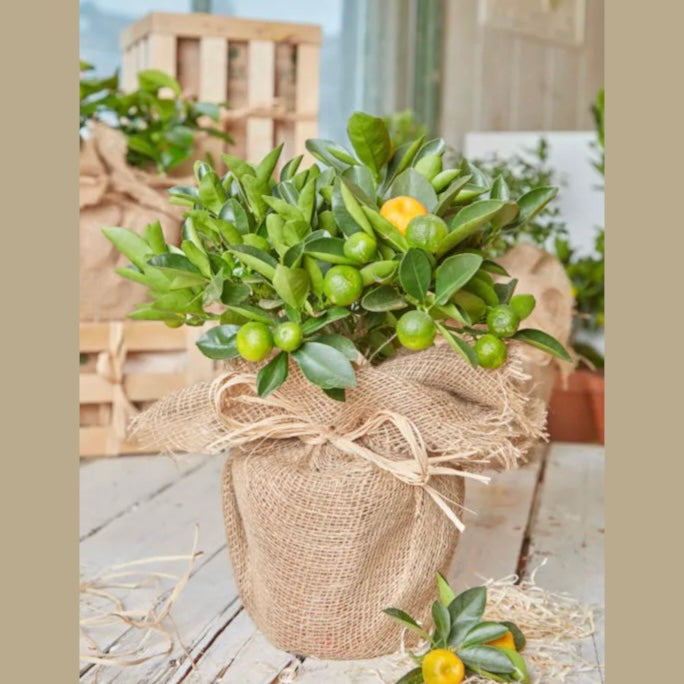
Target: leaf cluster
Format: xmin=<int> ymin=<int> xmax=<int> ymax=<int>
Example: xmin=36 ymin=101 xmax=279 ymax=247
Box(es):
xmin=388 ymin=573 xmax=530 ymax=683
xmin=80 ymin=61 xmax=232 ymax=173
xmin=103 ymin=112 xmax=569 ymax=398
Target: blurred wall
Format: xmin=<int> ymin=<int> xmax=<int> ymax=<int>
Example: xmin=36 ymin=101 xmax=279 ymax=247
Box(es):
xmin=440 ymin=0 xmax=604 ymax=149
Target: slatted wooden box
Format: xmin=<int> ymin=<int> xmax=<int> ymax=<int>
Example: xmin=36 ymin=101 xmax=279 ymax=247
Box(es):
xmin=79 ymin=321 xmax=215 ymax=458
xmin=120 ymin=12 xmax=321 ymax=166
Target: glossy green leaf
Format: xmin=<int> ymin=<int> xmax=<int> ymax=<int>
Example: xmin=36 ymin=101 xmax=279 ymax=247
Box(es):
xmin=256 ymin=351 xmax=289 ymax=397
xmin=432 ymin=601 xmax=451 ymax=643
xmin=262 ymin=195 xmax=305 ymax=222
xmin=196 ymin=325 xmax=241 ymax=360
xmin=142 ymin=221 xmax=168 ymax=254
xmin=147 ymin=253 xmax=205 ymax=284
xmin=398 ymin=248 xmax=432 ymax=301
xmin=500 ymin=622 xmax=527 ymax=652
xmin=499 ymin=648 xmax=530 ymax=684
xmin=490 ymin=175 xmax=511 ymax=200
xmin=434 ymin=253 xmax=483 ymax=304
xmin=433 ymin=174 xmax=473 ymax=216
xmin=229 ymin=245 xmax=277 ymax=280
xmin=480 ymin=259 xmax=509 ymax=276
xmin=384 ymin=135 xmax=425 ymax=189
xmin=459 ymin=622 xmax=509 ymax=649
xmin=361 ymin=206 xmax=409 ymax=252
xmin=361 ymin=285 xmax=407 ymax=312
xmin=390 ymin=168 xmax=438 ymax=212
xmin=360 ymin=260 xmax=398 ymax=286
xmin=514 ymin=187 xmax=558 ymax=228
xmin=436 ymin=200 xmax=506 ymax=257
xmin=340 ymin=178 xmax=374 ymax=233
xmin=347 ymin=111 xmax=392 ymax=178
xmin=255 ymin=144 xmax=283 ymax=185
xmin=280 ymin=155 xmax=303 ymax=181
xmin=383 ymin=608 xmax=432 ymax=643
xmin=305 ymin=138 xmax=354 ymax=171
xmin=225 ymin=303 xmax=278 ymax=325
xmin=448 ymin=586 xmax=487 ymax=626
xmin=181 ymin=240 xmax=212 ymax=277
xmin=272 ymin=264 xmax=309 ymax=308
xmin=301 ymin=307 xmax=351 ymax=335
xmin=297 ymin=177 xmax=317 ymax=224
xmin=513 ymin=328 xmax=572 ymax=362
xmin=494 ymin=279 xmax=518 ymax=305
xmin=304 ymin=237 xmax=356 ymax=265
xmin=102 ymin=227 xmax=152 ymax=271
xmin=436 ymin=572 xmax=456 ymax=607
xmin=198 ymin=171 xmax=226 ymax=214
xmin=457 ymin=646 xmax=516 ymax=675
xmin=292 ymin=342 xmax=356 ymax=389
xmin=220 ymin=282 xmax=251 ymax=306
xmin=342 ymin=165 xmax=376 ymax=200
xmin=314 ymin=334 xmax=358 ymax=361
xmin=241 ymin=175 xmax=268 ymax=221
xmin=395 ymin=667 xmax=424 ymax=684
xmin=436 ymin=323 xmax=478 ymax=368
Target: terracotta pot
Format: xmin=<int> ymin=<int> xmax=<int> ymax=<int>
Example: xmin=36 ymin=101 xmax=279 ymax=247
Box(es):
xmin=547 ymin=369 xmax=604 ymax=444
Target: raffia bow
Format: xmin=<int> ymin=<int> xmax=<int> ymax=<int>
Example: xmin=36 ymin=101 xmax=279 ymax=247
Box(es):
xmin=208 ymin=371 xmax=491 ymax=532
xmin=95 ymin=322 xmax=139 ymax=454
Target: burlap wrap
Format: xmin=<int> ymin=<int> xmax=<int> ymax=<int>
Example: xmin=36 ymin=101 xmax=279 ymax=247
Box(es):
xmin=497 ymin=244 xmax=575 ymax=403
xmin=79 ymin=123 xmax=186 ymax=321
xmin=131 ymin=344 xmax=546 ymax=659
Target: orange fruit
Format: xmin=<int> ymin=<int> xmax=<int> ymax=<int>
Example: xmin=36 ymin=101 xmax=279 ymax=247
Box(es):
xmin=487 ymin=630 xmax=516 ymax=651
xmin=422 ymin=648 xmax=465 ymax=684
xmin=380 ymin=196 xmax=428 ymax=235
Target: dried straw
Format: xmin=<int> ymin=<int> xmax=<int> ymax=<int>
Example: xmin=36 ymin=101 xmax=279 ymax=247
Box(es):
xmin=79 ymin=526 xmax=202 ymax=668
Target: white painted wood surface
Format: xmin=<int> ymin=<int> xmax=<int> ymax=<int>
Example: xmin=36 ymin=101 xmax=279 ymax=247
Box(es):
xmin=80 ymin=444 xmax=604 ymax=682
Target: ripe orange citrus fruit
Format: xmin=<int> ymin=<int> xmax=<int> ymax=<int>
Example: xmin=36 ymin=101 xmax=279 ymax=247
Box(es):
xmin=396 ymin=310 xmax=436 ymax=350
xmin=487 ymin=630 xmax=516 ymax=651
xmin=236 ymin=322 xmax=274 ymax=362
xmin=323 ymin=265 xmax=363 ymax=306
xmin=273 ymin=322 xmax=303 ymax=352
xmin=422 ymin=648 xmax=465 ymax=684
xmin=380 ymin=196 xmax=428 ymax=235
xmin=475 ymin=333 xmax=507 ymax=369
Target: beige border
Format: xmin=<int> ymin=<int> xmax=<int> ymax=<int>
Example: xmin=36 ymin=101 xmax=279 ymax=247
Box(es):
xmin=4 ymin=0 xmax=78 ymax=679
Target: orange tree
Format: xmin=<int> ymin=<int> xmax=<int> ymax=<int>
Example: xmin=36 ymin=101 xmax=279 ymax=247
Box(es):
xmin=104 ymin=112 xmax=569 ymax=399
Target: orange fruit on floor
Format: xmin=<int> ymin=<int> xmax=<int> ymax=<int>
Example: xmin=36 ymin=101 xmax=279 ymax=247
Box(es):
xmin=487 ymin=629 xmax=516 ymax=650
xmin=422 ymin=648 xmax=465 ymax=684
xmin=380 ymin=195 xmax=428 ymax=235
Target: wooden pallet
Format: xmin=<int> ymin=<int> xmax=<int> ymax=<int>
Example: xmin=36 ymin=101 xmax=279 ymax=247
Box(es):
xmin=79 ymin=320 xmax=215 ymax=458
xmin=120 ymin=12 xmax=321 ymax=166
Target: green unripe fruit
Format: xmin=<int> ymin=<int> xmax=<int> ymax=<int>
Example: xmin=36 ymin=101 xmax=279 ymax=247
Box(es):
xmin=164 ymin=318 xmax=184 ymax=328
xmin=273 ymin=322 xmax=303 ymax=352
xmin=431 ymin=168 xmax=461 ymax=192
xmin=396 ymin=310 xmax=436 ymax=351
xmin=510 ymin=294 xmax=536 ymax=321
xmin=235 ymin=322 xmax=273 ymax=362
xmin=406 ymin=214 xmax=449 ymax=253
xmin=475 ymin=333 xmax=507 ymax=369
xmin=242 ymin=234 xmax=271 ymax=252
xmin=487 ymin=305 xmax=520 ymax=338
xmin=323 ymin=265 xmax=363 ymax=306
xmin=414 ymin=153 xmax=443 ymax=181
xmin=343 ymin=231 xmax=378 ymax=264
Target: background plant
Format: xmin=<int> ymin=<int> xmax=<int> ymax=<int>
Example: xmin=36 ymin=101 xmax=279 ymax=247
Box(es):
xmin=383 ymin=109 xmax=429 ymax=149
xmin=80 ymin=61 xmax=232 ymax=173
xmin=104 ymin=112 xmax=569 ymax=399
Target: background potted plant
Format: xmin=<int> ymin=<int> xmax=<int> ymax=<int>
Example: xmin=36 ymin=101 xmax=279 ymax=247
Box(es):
xmin=103 ymin=112 xmax=570 ymax=660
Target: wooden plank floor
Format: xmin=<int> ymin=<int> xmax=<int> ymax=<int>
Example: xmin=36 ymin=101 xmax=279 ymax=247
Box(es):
xmin=80 ymin=443 xmax=604 ymax=683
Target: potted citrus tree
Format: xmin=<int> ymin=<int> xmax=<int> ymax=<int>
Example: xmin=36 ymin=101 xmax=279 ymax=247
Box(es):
xmin=104 ymin=112 xmax=569 ymax=659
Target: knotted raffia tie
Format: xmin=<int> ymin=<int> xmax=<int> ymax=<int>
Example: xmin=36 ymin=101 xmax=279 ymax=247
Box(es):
xmin=95 ymin=322 xmax=139 ymax=455
xmin=209 ymin=371 xmax=490 ymax=532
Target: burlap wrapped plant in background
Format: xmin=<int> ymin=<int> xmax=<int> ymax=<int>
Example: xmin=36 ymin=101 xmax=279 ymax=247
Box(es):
xmin=131 ymin=344 xmax=545 ymax=659
xmin=79 ymin=123 xmax=185 ymax=321
xmin=497 ymin=244 xmax=575 ymax=405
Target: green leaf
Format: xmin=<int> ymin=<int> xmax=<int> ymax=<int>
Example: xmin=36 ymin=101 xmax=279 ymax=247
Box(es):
xmin=360 ymin=260 xmax=398 ymax=287
xmin=361 ymin=206 xmax=409 ymax=252
xmin=272 ymin=264 xmax=309 ymax=308
xmin=490 ymin=175 xmax=511 ymax=200
xmin=342 ymin=165 xmax=377 ymax=200
xmin=128 ymin=306 xmax=183 ymax=322
xmin=262 ymin=195 xmax=305 ymax=222
xmin=432 ymin=601 xmax=451 ymax=643
xmin=499 ymin=648 xmax=530 ymax=684
xmin=229 ymin=245 xmax=277 ymax=280
xmin=384 ymin=136 xmax=425 ymax=189
xmin=436 ymin=200 xmax=506 ymax=257
xmin=147 ymin=253 xmax=206 ymax=284
xmin=448 ymin=586 xmax=487 ymax=627
xmin=500 ymin=622 xmax=527 ymax=652
xmin=314 ymin=334 xmax=358 ymax=361
xmin=457 ymin=646 xmax=516 ymax=675
xmin=514 ymin=187 xmax=558 ymax=228
xmin=398 ymin=248 xmax=432 ymax=301
xmin=297 ymin=177 xmax=317 ymax=224
xmin=202 ymin=271 xmax=225 ymax=306
xmin=181 ymin=240 xmax=212 ymax=278
xmin=434 ymin=253 xmax=483 ymax=304
xmin=280 ymin=155 xmax=303 ymax=181
xmin=221 ymin=153 xmax=256 ymax=182
xmin=494 ymin=279 xmax=518 ymax=305
xmin=323 ymin=387 xmax=346 ymax=401
xmin=226 ymin=303 xmax=278 ymax=325
xmin=304 ymin=256 xmax=324 ymax=298
xmin=304 ymin=237 xmax=356 ymax=265
xmin=416 ymin=137 xmax=446 ymax=161
xmin=395 ymin=667 xmax=424 ymax=684
xmin=196 ymin=325 xmax=240 ymax=360
xmin=383 ymin=608 xmax=432 ymax=643
xmin=436 ymin=323 xmax=478 ymax=368
xmin=481 ymin=259 xmax=509 ymax=277
xmin=198 ymin=171 xmax=227 ymax=214
xmin=142 ymin=221 xmax=168 ymax=255
xmin=361 ymin=285 xmax=407 ymax=312
xmin=390 ymin=168 xmax=438 ymax=212
xmin=301 ymin=307 xmax=351 ymax=335
xmin=219 ymin=198 xmax=251 ymax=234
xmin=339 ymin=178 xmax=374 ymax=234
xmin=459 ymin=159 xmax=491 ymax=189
xmin=305 ymin=138 xmax=355 ymax=171
xmin=433 ymin=174 xmax=473 ymax=216
xmin=221 ymin=282 xmax=251 ymax=305
xmin=256 ymin=351 xmax=289 ymax=397
xmin=513 ymin=328 xmax=572 ymax=362
xmin=436 ymin=572 xmax=456 ymax=607
xmin=102 ymin=227 xmax=152 ymax=271
xmin=459 ymin=622 xmax=509 ymax=649
xmin=292 ymin=342 xmax=356 ymax=389
xmin=255 ymin=144 xmax=283 ymax=185
xmin=138 ymin=69 xmax=181 ymax=95
xmin=346 ymin=111 xmax=392 ymax=179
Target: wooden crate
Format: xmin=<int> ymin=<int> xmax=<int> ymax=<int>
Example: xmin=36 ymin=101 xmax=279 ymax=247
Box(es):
xmin=120 ymin=12 xmax=321 ymax=166
xmin=79 ymin=321 xmax=215 ymax=458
